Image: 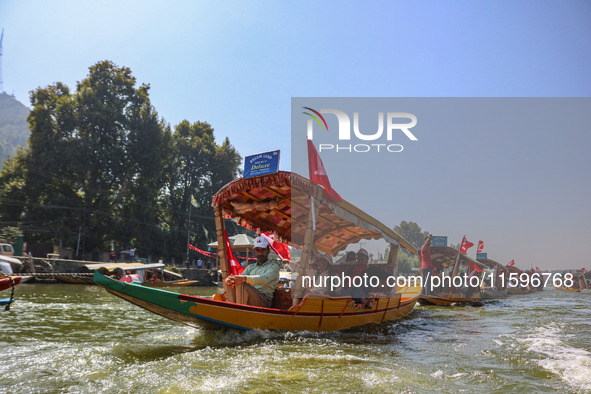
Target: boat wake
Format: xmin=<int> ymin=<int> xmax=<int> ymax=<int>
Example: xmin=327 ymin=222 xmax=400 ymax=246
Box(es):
xmin=518 ymin=323 xmax=591 ymax=391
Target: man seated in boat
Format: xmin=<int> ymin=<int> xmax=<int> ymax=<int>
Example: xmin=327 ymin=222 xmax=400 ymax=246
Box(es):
xmin=225 ymin=236 xmax=280 ymax=308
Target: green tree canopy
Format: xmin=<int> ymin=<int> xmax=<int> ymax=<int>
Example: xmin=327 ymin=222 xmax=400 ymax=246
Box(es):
xmin=0 ymin=60 xmax=242 ymax=263
xmin=394 ymin=220 xmax=430 ymax=250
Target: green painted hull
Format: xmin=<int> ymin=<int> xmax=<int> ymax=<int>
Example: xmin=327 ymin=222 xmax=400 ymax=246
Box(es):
xmin=93 ymin=271 xmax=235 ymax=330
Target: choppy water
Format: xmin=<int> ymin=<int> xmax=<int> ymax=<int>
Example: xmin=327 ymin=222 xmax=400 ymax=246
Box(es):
xmin=1 ymin=284 xmax=590 ymax=393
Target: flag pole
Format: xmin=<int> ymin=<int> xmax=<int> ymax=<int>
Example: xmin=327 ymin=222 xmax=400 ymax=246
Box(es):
xmin=448 ymin=236 xmax=465 ymax=298
xmin=185 ymin=199 xmax=192 ymax=265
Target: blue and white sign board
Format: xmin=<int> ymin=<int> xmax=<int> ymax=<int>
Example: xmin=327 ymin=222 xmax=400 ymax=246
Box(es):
xmin=476 ymin=253 xmax=488 ymax=260
xmin=431 ymin=236 xmax=448 ymax=248
xmin=243 ymin=150 xmax=280 ymax=179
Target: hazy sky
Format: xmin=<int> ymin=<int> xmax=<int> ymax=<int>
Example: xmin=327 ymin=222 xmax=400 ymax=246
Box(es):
xmin=1 ymin=1 xmax=590 ymax=270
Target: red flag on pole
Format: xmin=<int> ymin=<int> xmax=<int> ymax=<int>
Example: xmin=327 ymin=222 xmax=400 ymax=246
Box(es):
xmin=224 ymin=229 xmax=244 ymax=276
xmin=477 ymin=241 xmax=484 ymax=253
xmin=468 ymin=261 xmax=483 ymax=273
xmin=460 ymin=236 xmax=474 ymax=254
xmin=260 ymin=232 xmax=291 ymax=261
xmin=582 ymin=267 xmax=586 ymax=273
xmin=507 ymin=260 xmax=515 ymax=267
xmin=307 ymin=139 xmax=342 ymax=202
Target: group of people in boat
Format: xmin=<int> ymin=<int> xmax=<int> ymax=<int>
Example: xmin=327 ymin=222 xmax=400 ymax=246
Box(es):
xmin=224 ymin=236 xmax=391 ymax=309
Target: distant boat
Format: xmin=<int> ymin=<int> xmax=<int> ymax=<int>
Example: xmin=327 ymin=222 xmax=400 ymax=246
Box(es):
xmin=477 ymin=258 xmax=509 ymax=299
xmin=1 ymin=261 xmax=22 ymax=291
xmin=419 ymin=246 xmax=487 ymax=306
xmin=1 ymin=261 xmax=21 ymax=308
xmin=0 ymin=275 xmax=21 ymax=291
xmin=77 ymin=262 xmax=197 ymax=287
xmin=555 ymin=271 xmax=591 ymax=293
xmin=505 ymin=265 xmax=532 ymax=294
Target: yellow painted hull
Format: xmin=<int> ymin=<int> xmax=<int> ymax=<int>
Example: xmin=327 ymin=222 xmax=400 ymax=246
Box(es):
xmin=96 ymin=272 xmax=421 ymax=331
xmin=554 ymin=285 xmax=580 ymax=292
xmin=112 ymin=289 xmax=418 ymax=331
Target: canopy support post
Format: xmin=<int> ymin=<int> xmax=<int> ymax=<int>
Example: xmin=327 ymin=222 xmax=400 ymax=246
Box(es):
xmin=214 ymin=206 xmax=229 ymax=295
xmin=292 ymin=189 xmax=321 ymax=305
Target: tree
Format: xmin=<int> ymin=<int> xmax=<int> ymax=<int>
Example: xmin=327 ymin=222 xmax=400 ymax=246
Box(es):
xmin=0 ymin=146 xmax=29 ymax=228
xmin=164 ymin=121 xmax=241 ymax=263
xmin=394 ymin=220 xmax=430 ymax=250
xmin=25 ymin=82 xmax=81 ymax=247
xmin=397 ymin=251 xmax=419 ymax=274
xmin=0 ymin=226 xmax=22 ymax=244
xmin=393 ymin=220 xmax=429 ymax=274
xmin=0 ymin=60 xmax=242 ymax=263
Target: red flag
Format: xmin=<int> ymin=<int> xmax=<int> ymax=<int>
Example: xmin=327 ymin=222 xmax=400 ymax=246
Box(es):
xmin=260 ymin=232 xmax=291 ymax=261
xmin=536 ymin=266 xmax=542 ymax=274
xmin=224 ymin=229 xmax=244 ymax=276
xmin=507 ymin=260 xmax=515 ymax=267
xmin=307 ymin=139 xmax=342 ymax=202
xmin=469 ymin=261 xmax=483 ymax=273
xmin=188 ymin=243 xmax=218 ymax=258
xmin=460 ymin=236 xmax=474 ymax=254
xmin=582 ymin=268 xmax=586 ymax=273
xmin=477 ymin=241 xmax=484 ymax=253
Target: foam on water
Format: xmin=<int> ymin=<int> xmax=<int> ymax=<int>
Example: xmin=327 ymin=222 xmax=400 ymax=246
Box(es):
xmin=518 ymin=323 xmax=591 ymax=391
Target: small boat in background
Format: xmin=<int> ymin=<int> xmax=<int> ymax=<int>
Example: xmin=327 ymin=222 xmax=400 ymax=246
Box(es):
xmin=0 ymin=275 xmax=21 ymax=291
xmin=505 ymin=265 xmax=532 ymax=294
xmin=477 ymin=258 xmax=509 ymax=299
xmin=419 ymin=246 xmax=487 ymax=306
xmin=54 ymin=275 xmax=95 ymax=285
xmin=554 ymin=271 xmax=591 ymax=293
xmin=1 ymin=261 xmax=22 ymax=309
xmin=84 ymin=262 xmax=198 ymax=287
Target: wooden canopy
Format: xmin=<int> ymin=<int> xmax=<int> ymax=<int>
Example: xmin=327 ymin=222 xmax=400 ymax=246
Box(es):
xmin=476 ymin=258 xmax=509 ymax=273
xmin=211 ymin=171 xmax=416 ymax=256
xmin=506 ymin=265 xmax=525 ymax=274
xmin=429 ymin=246 xmax=487 ymax=271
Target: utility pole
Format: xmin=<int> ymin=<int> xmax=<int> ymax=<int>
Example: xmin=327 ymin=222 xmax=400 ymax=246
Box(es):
xmin=0 ymin=28 xmax=4 ymax=93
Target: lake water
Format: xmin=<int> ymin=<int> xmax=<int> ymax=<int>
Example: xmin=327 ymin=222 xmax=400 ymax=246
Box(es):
xmin=1 ymin=284 xmax=590 ymax=392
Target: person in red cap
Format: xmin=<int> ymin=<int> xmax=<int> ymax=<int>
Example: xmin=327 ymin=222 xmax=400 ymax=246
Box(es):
xmin=225 ymin=236 xmax=280 ymax=307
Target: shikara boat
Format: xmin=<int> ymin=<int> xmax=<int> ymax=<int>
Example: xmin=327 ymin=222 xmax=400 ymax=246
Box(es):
xmin=477 ymin=258 xmax=509 ymax=299
xmin=577 ymin=272 xmax=591 ymax=293
xmin=54 ymin=275 xmax=95 ymax=285
xmin=1 ymin=261 xmax=22 ymax=291
xmin=505 ymin=265 xmax=532 ymax=295
xmin=0 ymin=266 xmax=21 ymax=308
xmin=554 ymin=271 xmax=591 ymax=293
xmin=419 ymin=246 xmax=487 ymax=306
xmin=85 ymin=262 xmax=198 ymax=287
xmin=0 ymin=275 xmax=21 ymax=291
xmin=95 ymin=171 xmax=421 ymax=331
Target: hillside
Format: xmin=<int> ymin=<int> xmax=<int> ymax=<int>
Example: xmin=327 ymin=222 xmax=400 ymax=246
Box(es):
xmin=0 ymin=92 xmax=30 ymax=162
